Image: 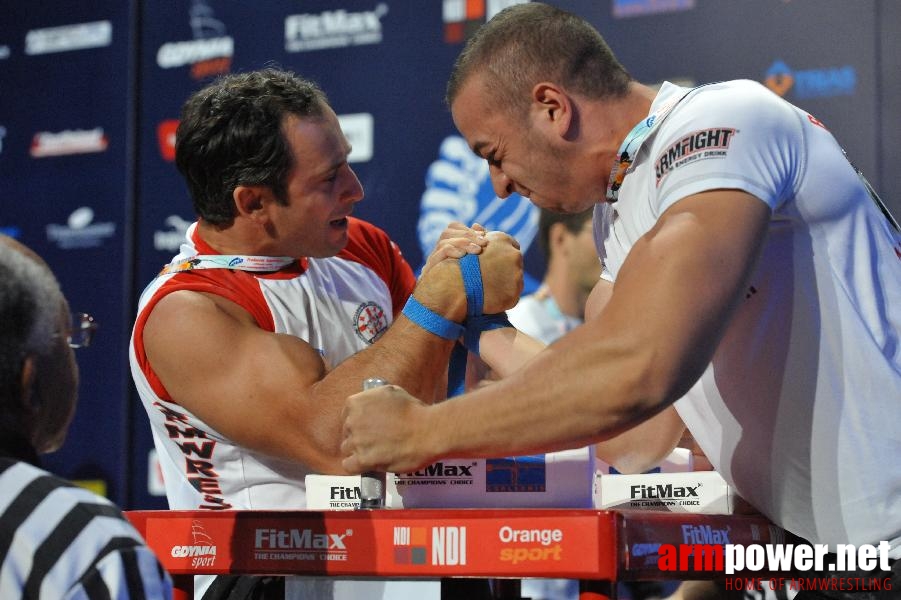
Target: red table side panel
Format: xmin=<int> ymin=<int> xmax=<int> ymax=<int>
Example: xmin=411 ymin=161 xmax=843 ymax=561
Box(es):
xmin=126 ymin=508 xmax=778 ymax=582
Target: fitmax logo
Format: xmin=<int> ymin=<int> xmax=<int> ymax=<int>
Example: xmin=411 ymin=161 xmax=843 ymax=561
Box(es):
xmin=330 ymin=486 xmax=360 ymax=500
xmin=410 ymin=462 xmax=474 ymax=477
xmin=254 ymin=528 xmax=352 ymax=550
xmin=285 ymin=4 xmax=387 ymax=52
xmin=631 ymin=484 xmax=701 ymax=499
xmin=682 ymin=524 xmax=731 ymax=545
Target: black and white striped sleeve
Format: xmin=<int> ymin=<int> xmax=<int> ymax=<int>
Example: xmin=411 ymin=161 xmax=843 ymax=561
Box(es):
xmin=0 ymin=459 xmax=173 ymax=599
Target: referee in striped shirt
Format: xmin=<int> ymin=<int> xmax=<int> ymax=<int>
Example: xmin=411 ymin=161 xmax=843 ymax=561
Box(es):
xmin=0 ymin=235 xmax=172 ymax=600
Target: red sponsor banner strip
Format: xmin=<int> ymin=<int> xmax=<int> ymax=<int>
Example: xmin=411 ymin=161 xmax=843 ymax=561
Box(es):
xmin=620 ymin=511 xmax=783 ymax=578
xmin=126 ymin=508 xmax=776 ymax=581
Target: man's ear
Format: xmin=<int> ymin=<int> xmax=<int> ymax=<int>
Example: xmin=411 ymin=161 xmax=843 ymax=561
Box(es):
xmin=548 ymin=221 xmax=569 ymax=255
xmin=19 ymin=355 xmax=37 ymax=412
xmin=531 ymin=82 xmax=576 ymax=140
xmin=233 ymin=185 xmax=271 ymax=223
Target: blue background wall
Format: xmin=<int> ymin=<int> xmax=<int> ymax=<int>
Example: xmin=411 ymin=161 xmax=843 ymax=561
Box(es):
xmin=1 ymin=0 xmax=897 ymax=509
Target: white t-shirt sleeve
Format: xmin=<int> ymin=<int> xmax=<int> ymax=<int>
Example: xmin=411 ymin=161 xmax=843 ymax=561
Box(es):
xmin=652 ymin=82 xmax=805 ymax=216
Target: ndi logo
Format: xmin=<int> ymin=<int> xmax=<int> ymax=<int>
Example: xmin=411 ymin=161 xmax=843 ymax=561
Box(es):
xmin=764 ymin=60 xmax=856 ymax=99
xmin=393 ymin=525 xmax=467 ymax=566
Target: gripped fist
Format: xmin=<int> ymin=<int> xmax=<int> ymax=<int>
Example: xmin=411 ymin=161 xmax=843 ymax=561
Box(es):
xmin=477 ymin=230 xmax=523 ymax=314
xmin=340 ymin=384 xmax=435 ymax=475
xmin=414 ymin=227 xmax=523 ymax=321
xmin=420 ymin=222 xmax=488 ymax=278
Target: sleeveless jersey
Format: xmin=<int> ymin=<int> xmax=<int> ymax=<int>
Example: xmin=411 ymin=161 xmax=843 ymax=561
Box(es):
xmin=130 ymin=217 xmax=415 ymax=512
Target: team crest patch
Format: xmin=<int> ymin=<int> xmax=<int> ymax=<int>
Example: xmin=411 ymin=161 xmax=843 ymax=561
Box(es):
xmin=655 ymin=127 xmax=737 ymax=186
xmin=354 ymin=301 xmax=388 ymax=344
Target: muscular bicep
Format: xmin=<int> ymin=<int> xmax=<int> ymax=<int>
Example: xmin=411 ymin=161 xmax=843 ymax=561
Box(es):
xmin=599 ymin=188 xmax=771 ymax=408
xmin=143 ymin=290 xmax=336 ymax=470
xmin=585 ymin=273 xmax=685 ymax=472
xmin=585 ymin=277 xmax=613 ymax=321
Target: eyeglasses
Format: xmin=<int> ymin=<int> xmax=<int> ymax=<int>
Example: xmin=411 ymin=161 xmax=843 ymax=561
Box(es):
xmin=66 ymin=312 xmax=98 ymax=349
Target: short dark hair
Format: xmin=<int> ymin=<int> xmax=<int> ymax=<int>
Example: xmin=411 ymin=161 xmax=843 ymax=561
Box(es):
xmin=0 ymin=238 xmax=63 ymax=458
xmin=537 ymin=206 xmax=594 ymax=259
xmin=447 ymin=2 xmax=631 ymax=116
xmin=175 ymin=68 xmax=330 ymax=226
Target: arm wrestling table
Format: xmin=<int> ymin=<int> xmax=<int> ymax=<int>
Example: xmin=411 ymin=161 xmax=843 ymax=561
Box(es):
xmin=126 ymin=508 xmax=783 ymax=599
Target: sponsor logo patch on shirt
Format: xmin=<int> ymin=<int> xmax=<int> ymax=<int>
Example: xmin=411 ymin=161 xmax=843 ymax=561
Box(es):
xmin=354 ymin=301 xmax=388 ymax=344
xmin=655 ymin=127 xmax=737 ymax=186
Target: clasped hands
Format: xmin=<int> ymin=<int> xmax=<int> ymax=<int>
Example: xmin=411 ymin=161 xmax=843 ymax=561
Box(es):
xmin=340 ymin=222 xmax=522 ymax=474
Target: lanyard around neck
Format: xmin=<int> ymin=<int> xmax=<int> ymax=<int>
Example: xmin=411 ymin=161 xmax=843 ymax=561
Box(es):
xmin=158 ymin=254 xmax=296 ymax=276
xmin=605 ymin=87 xmax=699 ymax=203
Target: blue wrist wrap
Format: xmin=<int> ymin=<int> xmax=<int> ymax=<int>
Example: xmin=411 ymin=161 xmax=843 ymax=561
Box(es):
xmin=458 ymin=253 xmax=513 ymax=356
xmin=459 ymin=253 xmax=484 ymax=318
xmin=402 ymin=295 xmax=464 ymax=341
xmin=463 ymin=313 xmax=513 ymax=356
xmin=448 ymin=251 xmax=515 ymax=396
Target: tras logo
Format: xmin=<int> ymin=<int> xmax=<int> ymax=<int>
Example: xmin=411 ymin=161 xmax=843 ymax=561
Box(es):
xmin=393 ymin=526 xmax=467 ymax=566
xmin=171 ymin=521 xmax=217 ymax=568
xmin=764 ymin=60 xmax=856 ymax=100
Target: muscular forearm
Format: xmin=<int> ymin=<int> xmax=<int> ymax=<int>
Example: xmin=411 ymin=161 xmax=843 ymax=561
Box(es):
xmin=594 ymin=406 xmax=685 ymax=474
xmin=424 ymin=321 xmax=663 ymax=461
xmin=317 ymin=317 xmax=456 ymax=405
xmin=473 ymin=327 xmax=684 ymax=472
xmin=416 ymin=194 xmax=769 ymax=465
xmin=475 ymin=326 xmax=545 ymax=379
